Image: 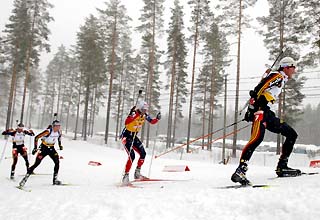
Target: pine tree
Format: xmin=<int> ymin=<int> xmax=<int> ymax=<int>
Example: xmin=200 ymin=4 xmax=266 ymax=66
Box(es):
xmin=300 ymin=0 xmax=320 ymax=66
xmin=25 ymin=66 xmax=42 ymax=127
xmin=186 ymin=0 xmax=213 ymax=152
xmin=114 ymin=30 xmax=136 ymax=141
xmin=194 ymin=18 xmax=230 ymax=150
xmin=218 ymin=0 xmax=257 ymax=157
xmin=98 ymin=0 xmax=131 ymax=144
xmin=3 ymin=0 xmax=32 ymax=129
xmin=0 ymin=35 xmax=9 ymax=123
xmin=165 ymin=0 xmax=188 ymax=148
xmin=257 ymin=0 xmax=307 ymax=153
xmin=76 ymin=15 xmax=106 ymax=141
xmin=20 ymin=0 xmax=53 ymax=123
xmin=137 ymin=0 xmax=164 ymax=147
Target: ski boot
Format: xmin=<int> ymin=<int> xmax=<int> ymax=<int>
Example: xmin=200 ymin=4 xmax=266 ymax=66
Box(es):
xmin=10 ymin=170 xmax=15 ymax=180
xmin=53 ymin=174 xmax=62 ymax=185
xmin=122 ymin=173 xmax=130 ymax=185
xmin=276 ymin=158 xmax=301 ymax=177
xmin=134 ymin=167 xmax=148 ymax=180
xmin=19 ymin=173 xmax=30 ymax=187
xmin=231 ymin=163 xmax=252 ymax=186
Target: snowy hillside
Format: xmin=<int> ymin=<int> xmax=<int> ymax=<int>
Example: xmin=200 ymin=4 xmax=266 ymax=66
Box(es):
xmin=0 ymin=137 xmax=320 ymax=220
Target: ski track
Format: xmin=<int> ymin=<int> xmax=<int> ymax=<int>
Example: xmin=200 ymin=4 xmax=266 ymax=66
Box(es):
xmin=0 ymin=138 xmax=320 ymax=220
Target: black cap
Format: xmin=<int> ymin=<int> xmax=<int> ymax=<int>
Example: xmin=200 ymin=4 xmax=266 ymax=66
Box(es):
xmin=52 ymin=120 xmax=61 ymax=126
xmin=17 ymin=123 xmax=24 ymax=128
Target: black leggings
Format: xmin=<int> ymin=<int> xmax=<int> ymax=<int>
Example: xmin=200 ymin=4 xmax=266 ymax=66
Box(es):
xmin=241 ymin=109 xmax=298 ymax=162
xmin=28 ymin=144 xmax=60 ymax=175
xmin=12 ymin=145 xmax=29 ymax=172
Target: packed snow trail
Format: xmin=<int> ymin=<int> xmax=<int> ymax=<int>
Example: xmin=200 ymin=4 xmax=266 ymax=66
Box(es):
xmin=0 ymin=138 xmax=320 ymax=220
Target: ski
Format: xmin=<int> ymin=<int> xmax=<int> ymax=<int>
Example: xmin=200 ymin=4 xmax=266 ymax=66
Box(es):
xmin=269 ymin=172 xmax=319 ymax=180
xmin=15 ymin=186 xmax=32 ymax=192
xmin=18 ymin=173 xmax=51 ymax=176
xmin=52 ymin=182 xmax=75 ymax=186
xmin=132 ymin=178 xmax=184 ymax=182
xmin=216 ymin=184 xmax=271 ymax=189
xmin=118 ymin=183 xmax=143 ymax=188
xmin=301 ymin=172 xmax=319 ymax=175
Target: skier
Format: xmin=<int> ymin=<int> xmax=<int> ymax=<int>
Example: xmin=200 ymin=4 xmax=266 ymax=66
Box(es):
xmin=231 ymin=57 xmax=301 ymax=185
xmin=1 ymin=123 xmax=34 ymax=179
xmin=120 ymin=101 xmax=161 ymax=184
xmin=19 ymin=120 xmax=63 ymax=187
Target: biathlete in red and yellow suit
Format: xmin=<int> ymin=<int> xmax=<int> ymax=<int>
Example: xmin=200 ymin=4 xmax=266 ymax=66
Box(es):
xmin=231 ymin=57 xmax=301 ymax=186
xmin=121 ymin=101 xmax=161 ymax=184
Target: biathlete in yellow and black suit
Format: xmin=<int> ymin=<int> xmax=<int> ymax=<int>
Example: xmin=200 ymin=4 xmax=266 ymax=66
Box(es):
xmin=1 ymin=123 xmax=34 ymax=179
xmin=120 ymin=101 xmax=161 ymax=184
xmin=19 ymin=120 xmax=63 ymax=187
xmin=231 ymin=57 xmax=301 ymax=186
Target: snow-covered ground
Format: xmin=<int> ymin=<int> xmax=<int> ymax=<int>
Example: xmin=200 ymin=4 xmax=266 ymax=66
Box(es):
xmin=0 ymin=136 xmax=320 ymax=220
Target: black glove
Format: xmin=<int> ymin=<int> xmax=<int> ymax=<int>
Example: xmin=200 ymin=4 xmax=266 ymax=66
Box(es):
xmin=32 ymin=148 xmax=38 ymax=155
xmin=244 ymin=110 xmax=254 ymax=122
xmin=156 ymin=112 xmax=161 ymax=120
xmin=129 ymin=106 xmax=136 ymax=115
xmin=29 ymin=130 xmax=35 ymax=136
xmin=249 ymin=90 xmax=257 ymax=99
xmin=59 ymin=145 xmax=63 ymax=150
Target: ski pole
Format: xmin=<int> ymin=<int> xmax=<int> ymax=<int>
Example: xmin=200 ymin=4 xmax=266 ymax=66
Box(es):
xmin=200 ymin=124 xmax=250 ymax=150
xmin=239 ymin=47 xmax=287 ymax=115
xmin=148 ymin=123 xmax=159 ymax=177
xmin=0 ymin=138 xmax=9 ymax=164
xmin=154 ymin=119 xmax=244 ymax=159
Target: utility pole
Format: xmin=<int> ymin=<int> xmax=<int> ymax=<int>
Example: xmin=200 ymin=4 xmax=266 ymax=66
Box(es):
xmin=232 ymin=0 xmax=242 ymax=158
xmin=222 ymin=74 xmax=228 ymax=163
xmin=277 ymin=0 xmax=285 ymax=155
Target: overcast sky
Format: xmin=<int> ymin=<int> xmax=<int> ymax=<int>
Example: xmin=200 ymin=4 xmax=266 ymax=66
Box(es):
xmin=0 ymin=0 xmax=319 ymax=114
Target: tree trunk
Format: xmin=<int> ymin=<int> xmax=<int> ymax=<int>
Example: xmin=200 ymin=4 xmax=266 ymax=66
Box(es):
xmin=105 ymin=12 xmax=117 ymax=145
xmin=208 ymin=55 xmax=217 ymax=151
xmin=145 ymin=0 xmax=157 ymax=149
xmin=166 ymin=26 xmax=177 ymax=149
xmin=74 ymin=74 xmax=82 ymax=140
xmin=186 ymin=0 xmax=200 ymax=153
xmin=232 ymin=0 xmax=242 ymax=158
xmin=6 ymin=44 xmax=18 ymax=130
xmin=120 ymin=66 xmax=128 ymax=136
xmin=65 ymin=73 xmax=76 ymax=134
xmin=10 ymin=74 xmax=18 ymax=128
xmin=88 ymin=90 xmax=94 ymax=138
xmin=56 ymin=66 xmax=63 ymax=119
xmin=83 ymin=78 xmax=90 ymax=141
xmin=91 ymin=86 xmax=98 ymax=137
xmin=202 ymin=73 xmax=208 ymax=150
xmin=116 ymin=55 xmax=125 ymax=141
xmin=21 ymin=0 xmax=38 ymax=123
xmin=172 ymin=69 xmax=180 ymax=148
